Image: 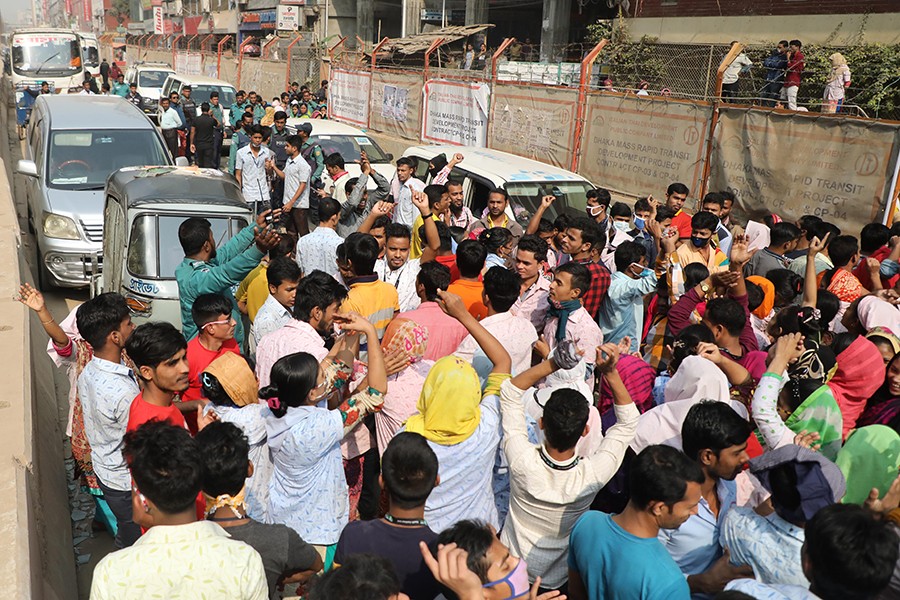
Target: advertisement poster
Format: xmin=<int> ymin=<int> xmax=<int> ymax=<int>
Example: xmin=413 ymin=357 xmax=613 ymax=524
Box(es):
xmin=381 ymin=84 xmax=409 ymax=122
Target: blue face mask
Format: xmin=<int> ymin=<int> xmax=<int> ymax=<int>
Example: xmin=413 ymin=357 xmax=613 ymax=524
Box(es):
xmin=633 ymin=217 xmax=646 ymax=231
xmin=691 ymin=235 xmax=710 ymax=248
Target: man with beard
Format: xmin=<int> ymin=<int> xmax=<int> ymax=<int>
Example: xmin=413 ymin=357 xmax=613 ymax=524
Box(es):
xmin=447 ymin=181 xmax=475 ymax=230
xmin=465 ymin=188 xmax=524 ymax=243
xmin=175 ymin=212 xmax=280 ymax=347
xmin=254 ymin=270 xmax=349 ymax=388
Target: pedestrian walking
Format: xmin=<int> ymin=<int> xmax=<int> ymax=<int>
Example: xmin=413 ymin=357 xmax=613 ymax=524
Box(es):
xmin=99 ymin=58 xmax=110 ymax=87
xmin=159 ymin=97 xmax=181 ymax=160
xmin=235 ymin=124 xmax=275 ymax=215
xmin=191 ymin=103 xmax=219 ymax=169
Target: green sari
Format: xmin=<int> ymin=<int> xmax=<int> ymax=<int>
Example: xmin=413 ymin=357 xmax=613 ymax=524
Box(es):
xmin=836 ymin=425 xmax=900 ymax=504
xmin=784 ymin=384 xmax=844 ymax=461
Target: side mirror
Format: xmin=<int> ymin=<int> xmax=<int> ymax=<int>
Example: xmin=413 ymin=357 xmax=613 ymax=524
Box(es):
xmin=385 ymin=152 xmax=394 ymax=162
xmin=175 ymin=157 xmax=189 ymax=167
xmin=16 ymin=159 xmax=38 ymax=178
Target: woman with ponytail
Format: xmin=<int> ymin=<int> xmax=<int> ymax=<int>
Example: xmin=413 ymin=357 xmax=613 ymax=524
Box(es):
xmin=262 ymin=312 xmax=387 ymax=567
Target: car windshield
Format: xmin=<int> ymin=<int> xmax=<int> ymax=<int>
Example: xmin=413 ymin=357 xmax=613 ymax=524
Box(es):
xmin=138 ymin=70 xmax=171 ymax=88
xmin=12 ymin=33 xmax=81 ymax=77
xmin=128 ymin=214 xmax=243 ymax=280
xmin=309 ymin=134 xmax=390 ymax=163
xmin=82 ymin=44 xmax=99 ymax=67
xmin=48 ymin=130 xmax=169 ymax=190
xmin=506 ymin=181 xmax=595 ymax=223
xmin=192 ymin=85 xmax=236 ymax=107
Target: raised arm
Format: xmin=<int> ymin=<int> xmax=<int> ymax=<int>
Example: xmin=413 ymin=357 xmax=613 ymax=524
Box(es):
xmin=411 ymin=190 xmax=441 ymax=263
xmin=357 ymin=201 xmax=392 ymax=234
xmin=752 ymin=332 xmax=804 ymax=451
xmin=696 ymin=342 xmax=751 ymax=387
xmin=803 ymin=233 xmax=828 ymax=307
xmin=526 ymin=195 xmax=556 ymax=235
xmin=335 ymin=313 xmax=387 ymax=394
xmin=17 ymin=283 xmax=69 ymax=347
xmin=436 ymin=289 xmax=512 ymax=374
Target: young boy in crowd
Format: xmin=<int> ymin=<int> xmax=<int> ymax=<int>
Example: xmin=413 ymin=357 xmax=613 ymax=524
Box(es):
xmin=448 ymin=240 xmax=489 ymax=320
xmin=253 ymin=257 xmax=301 ymax=347
xmin=196 ymin=421 xmax=322 ymax=598
xmin=334 ymin=432 xmax=442 ymax=600
xmin=75 ymin=293 xmax=138 ymax=548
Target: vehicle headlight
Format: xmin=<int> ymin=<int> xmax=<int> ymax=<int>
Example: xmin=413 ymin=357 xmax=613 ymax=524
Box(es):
xmin=42 ymin=213 xmax=80 ymax=240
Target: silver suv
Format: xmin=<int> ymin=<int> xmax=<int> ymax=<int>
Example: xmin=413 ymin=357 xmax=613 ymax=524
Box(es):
xmin=15 ymin=95 xmax=174 ymax=288
xmin=125 ymin=62 xmax=175 ymax=123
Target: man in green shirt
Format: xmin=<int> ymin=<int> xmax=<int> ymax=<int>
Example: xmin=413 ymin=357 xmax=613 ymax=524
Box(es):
xmin=229 ymin=90 xmax=249 ymax=128
xmin=112 ymin=74 xmax=129 ymax=97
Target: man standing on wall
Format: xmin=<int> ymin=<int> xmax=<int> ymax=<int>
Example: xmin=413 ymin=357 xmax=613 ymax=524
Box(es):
xmin=761 ymin=40 xmax=789 ymax=107
xmin=780 ymin=40 xmax=805 ymax=111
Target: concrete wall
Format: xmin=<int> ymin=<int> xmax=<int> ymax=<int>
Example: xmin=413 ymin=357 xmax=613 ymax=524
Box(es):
xmin=627 ymin=13 xmax=900 ymax=45
xmin=0 ymin=79 xmax=78 ymax=600
xmin=634 ymin=1 xmax=899 ymax=18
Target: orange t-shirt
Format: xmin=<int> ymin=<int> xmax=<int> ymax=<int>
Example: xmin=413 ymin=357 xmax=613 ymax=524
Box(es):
xmin=448 ymin=279 xmax=487 ymax=321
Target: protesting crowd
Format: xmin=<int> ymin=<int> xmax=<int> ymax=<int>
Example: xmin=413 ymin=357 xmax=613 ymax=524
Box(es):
xmin=16 ymin=95 xmax=900 ymax=598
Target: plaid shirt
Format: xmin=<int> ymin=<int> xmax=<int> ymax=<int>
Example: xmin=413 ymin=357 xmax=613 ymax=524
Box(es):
xmin=577 ymin=259 xmax=611 ymax=321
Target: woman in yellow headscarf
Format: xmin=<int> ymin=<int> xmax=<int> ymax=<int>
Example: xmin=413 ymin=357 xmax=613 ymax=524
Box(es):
xmin=404 ymin=291 xmax=511 ymax=533
xmin=823 ymin=52 xmax=851 ymax=114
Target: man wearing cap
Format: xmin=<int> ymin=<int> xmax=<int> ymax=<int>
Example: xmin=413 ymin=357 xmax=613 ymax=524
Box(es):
xmin=181 ymin=85 xmax=198 ymax=165
xmin=125 ymin=81 xmax=142 ymax=109
xmin=721 ymin=444 xmax=846 ymax=587
xmin=660 ymin=401 xmax=754 ymax=596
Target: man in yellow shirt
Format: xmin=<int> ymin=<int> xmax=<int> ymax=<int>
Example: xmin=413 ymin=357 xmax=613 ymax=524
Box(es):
xmin=410 ymin=184 xmax=449 ymax=259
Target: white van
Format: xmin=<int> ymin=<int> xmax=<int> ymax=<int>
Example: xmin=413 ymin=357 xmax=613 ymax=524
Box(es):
xmin=124 ymin=61 xmax=175 ymax=122
xmin=162 ymin=74 xmax=236 ymax=150
xmin=402 ymin=146 xmax=595 ymax=226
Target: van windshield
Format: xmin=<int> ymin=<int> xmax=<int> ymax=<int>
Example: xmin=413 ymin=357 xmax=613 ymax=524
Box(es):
xmin=309 ymin=134 xmax=390 ymax=163
xmin=506 ymin=181 xmax=594 ymax=221
xmin=138 ymin=70 xmax=171 ymax=88
xmin=192 ymin=85 xmax=236 ymax=107
xmin=128 ymin=214 xmax=244 ymax=280
xmin=48 ymin=130 xmax=169 ymax=190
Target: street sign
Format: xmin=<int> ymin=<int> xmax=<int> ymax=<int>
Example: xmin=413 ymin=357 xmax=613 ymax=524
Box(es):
xmin=276 ymin=4 xmax=299 ymax=31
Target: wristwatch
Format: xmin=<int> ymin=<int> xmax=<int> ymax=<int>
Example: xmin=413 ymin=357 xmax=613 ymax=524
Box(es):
xmin=699 ymin=281 xmax=711 ymax=297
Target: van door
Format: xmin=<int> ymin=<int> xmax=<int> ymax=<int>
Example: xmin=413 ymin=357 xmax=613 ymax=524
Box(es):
xmin=104 ymin=197 xmax=125 ymax=293
xmin=454 ymin=168 xmax=494 ymax=220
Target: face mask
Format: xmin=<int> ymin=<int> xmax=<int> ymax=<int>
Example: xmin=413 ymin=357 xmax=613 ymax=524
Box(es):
xmin=633 ymin=217 xmax=646 ymax=230
xmin=630 ymin=262 xmax=652 ymax=278
xmin=483 ymin=557 xmax=530 ymax=599
xmin=691 ymin=236 xmax=710 ymax=248
xmin=587 ymin=205 xmax=605 ymax=217
xmin=613 ymin=221 xmax=631 ymax=233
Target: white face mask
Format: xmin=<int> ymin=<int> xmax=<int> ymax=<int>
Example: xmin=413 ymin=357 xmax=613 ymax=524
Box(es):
xmin=613 ymin=221 xmax=631 ymax=232
xmin=588 ymin=205 xmax=605 ymax=217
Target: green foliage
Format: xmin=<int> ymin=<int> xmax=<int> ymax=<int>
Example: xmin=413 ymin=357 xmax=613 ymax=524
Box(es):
xmin=586 ymin=15 xmax=666 ymax=90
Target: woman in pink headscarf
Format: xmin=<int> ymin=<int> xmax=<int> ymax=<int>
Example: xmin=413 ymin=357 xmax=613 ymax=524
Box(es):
xmin=374 ymin=318 xmax=432 ymax=455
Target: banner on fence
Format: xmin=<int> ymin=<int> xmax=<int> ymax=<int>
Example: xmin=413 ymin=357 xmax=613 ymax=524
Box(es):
xmin=579 ymin=94 xmax=711 ymax=196
xmin=422 ymin=79 xmax=490 ymax=146
xmin=710 ymin=108 xmax=900 ymax=232
xmin=369 ymin=71 xmax=423 ymax=141
xmin=329 ymin=69 xmax=372 ymax=128
xmin=174 ymin=51 xmax=202 ymax=75
xmin=488 ymin=83 xmax=579 ymax=169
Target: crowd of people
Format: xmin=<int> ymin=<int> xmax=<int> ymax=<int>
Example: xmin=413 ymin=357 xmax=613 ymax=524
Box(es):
xmin=17 ymin=113 xmax=900 ymax=598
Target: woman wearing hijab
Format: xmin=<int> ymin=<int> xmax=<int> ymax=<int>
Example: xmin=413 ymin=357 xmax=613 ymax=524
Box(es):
xmin=827 ymin=332 xmax=886 ymax=437
xmin=404 ymin=290 xmax=512 ymax=534
xmin=822 ymin=52 xmax=851 ymax=114
xmin=752 ymin=332 xmax=843 ymax=460
xmin=836 ymin=425 xmax=900 ymax=504
xmin=867 ymin=327 xmax=900 ymax=364
xmin=858 ymin=352 xmax=900 ymax=430
xmin=747 ymin=275 xmax=775 ymax=348
xmin=373 ymin=318 xmax=432 ymax=455
xmin=289 ymin=100 xmax=301 ymax=118
xmin=855 ymin=295 xmax=900 ymax=334
xmin=202 ymin=352 xmax=273 ymax=522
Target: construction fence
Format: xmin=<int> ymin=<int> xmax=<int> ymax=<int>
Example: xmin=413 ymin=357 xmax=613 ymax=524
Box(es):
xmin=108 ymin=33 xmax=321 ymax=102
xmin=326 ymin=39 xmax=900 ymax=231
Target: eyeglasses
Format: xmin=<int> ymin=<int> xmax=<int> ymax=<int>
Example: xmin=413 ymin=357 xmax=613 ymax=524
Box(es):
xmin=204 ymin=318 xmax=233 ymax=329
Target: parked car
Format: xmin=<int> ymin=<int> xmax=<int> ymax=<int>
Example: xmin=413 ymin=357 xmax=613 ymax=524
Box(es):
xmin=94 ymin=166 xmax=251 ymax=328
xmin=162 ymin=74 xmax=236 ymax=152
xmin=124 ymin=61 xmax=174 ymax=123
xmin=286 ymin=119 xmax=395 ymax=190
xmin=15 ymin=95 xmax=176 ymax=288
xmin=402 ymin=146 xmax=596 ymax=225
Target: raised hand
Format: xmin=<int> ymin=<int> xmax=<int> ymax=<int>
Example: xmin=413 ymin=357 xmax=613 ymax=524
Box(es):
xmin=371 ymin=201 xmax=394 ymax=217
xmin=865 ymin=474 xmax=900 ymax=514
xmin=450 ymin=152 xmax=464 ymax=166
xmin=254 ymin=225 xmax=281 ymax=253
xmin=729 ymin=233 xmax=756 ymax=266
xmin=696 ymin=341 xmax=724 ymax=364
xmin=411 ymin=190 xmax=431 ymax=215
xmin=540 ymin=195 xmax=556 ymax=210
xmin=419 ymin=542 xmax=485 ymax=600
xmin=595 ymin=342 xmax=620 ymax=373
xmin=808 ymin=232 xmax=830 ymax=256
xmin=773 ymin=332 xmax=805 ymax=364
xmin=333 ymin=312 xmax=375 ymax=335
xmin=16 ymin=283 xmax=45 ymax=313
xmin=533 ymin=335 xmax=551 ymax=360
xmin=867 ymin=257 xmax=882 ymax=273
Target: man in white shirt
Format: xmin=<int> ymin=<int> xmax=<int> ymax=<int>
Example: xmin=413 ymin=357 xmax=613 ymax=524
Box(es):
xmin=271 ymin=134 xmax=310 ymax=233
xmin=75 ymin=294 xmax=139 ymax=549
xmin=90 ymin=421 xmax=268 ymax=599
xmin=324 ymin=152 xmax=352 ymax=206
xmin=374 ymin=203 xmax=441 ymax=312
xmin=498 ymin=343 xmax=639 ymax=591
xmin=455 ymin=266 xmax=538 ymax=376
xmin=235 ymin=124 xmax=274 ymax=215
xmin=391 ymin=156 xmax=426 ymax=227
xmin=158 ymin=96 xmax=182 ymax=161
xmin=296 ymin=197 xmax=343 ymax=279
xmin=252 ymin=257 xmax=300 ymax=347
xmin=511 ymin=234 xmax=552 ymax=331
xmin=722 ymin=42 xmax=753 ymax=102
